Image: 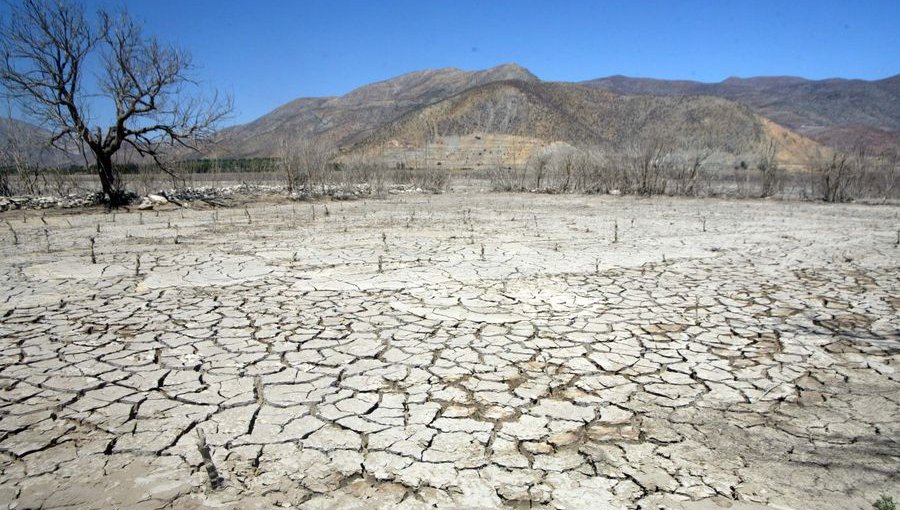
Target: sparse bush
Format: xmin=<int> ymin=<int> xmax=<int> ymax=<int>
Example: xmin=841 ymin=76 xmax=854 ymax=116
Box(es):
xmin=869 ymin=150 xmax=899 ymax=202
xmin=797 ymin=143 xmax=900 ymax=203
xmin=578 ymin=149 xmax=614 ymax=194
xmin=819 ymin=151 xmax=853 ymax=202
xmin=487 ymin=143 xmax=712 ymax=197
xmin=810 ymin=145 xmax=868 ymax=203
xmin=668 ymin=147 xmax=711 ymax=197
xmin=278 ymin=138 xmax=333 ymax=195
xmin=627 ymin=138 xmax=669 ymax=196
xmin=873 ymin=495 xmax=895 ymax=510
xmin=488 ymin=146 xmax=528 ymax=192
xmin=341 ymin=157 xmax=387 ymax=196
xmin=390 ymin=166 xmax=449 ymax=193
xmin=488 ymin=163 xmax=524 ymax=192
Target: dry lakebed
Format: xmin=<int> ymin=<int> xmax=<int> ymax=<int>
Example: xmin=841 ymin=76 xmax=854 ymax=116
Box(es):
xmin=0 ymin=192 xmax=897 ymax=509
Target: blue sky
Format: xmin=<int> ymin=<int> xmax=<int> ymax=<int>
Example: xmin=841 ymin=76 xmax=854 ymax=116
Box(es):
xmin=3 ymin=0 xmax=899 ymax=125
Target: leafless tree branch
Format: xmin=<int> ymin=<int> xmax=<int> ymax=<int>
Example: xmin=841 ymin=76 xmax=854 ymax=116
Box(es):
xmin=0 ymin=0 xmax=231 ymax=205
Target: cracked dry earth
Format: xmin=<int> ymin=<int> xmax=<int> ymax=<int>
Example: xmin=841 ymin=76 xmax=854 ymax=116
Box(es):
xmin=0 ymin=193 xmax=898 ymax=510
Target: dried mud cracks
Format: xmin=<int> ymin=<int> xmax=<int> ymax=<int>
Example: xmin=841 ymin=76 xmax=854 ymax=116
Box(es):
xmin=0 ymin=194 xmax=897 ymax=509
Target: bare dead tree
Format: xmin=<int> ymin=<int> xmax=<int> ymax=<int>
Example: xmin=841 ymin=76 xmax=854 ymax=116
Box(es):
xmin=757 ymin=140 xmax=780 ymax=198
xmin=277 ymin=138 xmax=300 ymax=194
xmin=568 ymin=149 xmax=596 ymax=193
xmin=629 ymin=137 xmax=668 ymax=196
xmin=556 ymin=148 xmax=575 ymax=193
xmin=340 ymin=153 xmax=385 ymax=196
xmin=278 ymin=138 xmax=332 ymax=196
xmin=671 ymin=145 xmax=711 ymax=197
xmin=527 ymin=150 xmax=550 ymax=190
xmin=813 ymin=144 xmax=900 ymax=203
xmin=870 ymin=149 xmax=899 ymax=202
xmin=0 ymin=0 xmax=231 ymax=206
xmin=579 ymin=147 xmax=600 ymax=193
xmin=584 ymin=147 xmax=629 ymax=194
xmin=489 ymin=144 xmax=521 ymax=191
xmin=812 ymin=149 xmax=852 ymax=203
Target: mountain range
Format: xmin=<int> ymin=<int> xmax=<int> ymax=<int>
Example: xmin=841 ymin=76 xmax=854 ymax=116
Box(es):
xmin=580 ymin=73 xmax=900 ymax=152
xmin=209 ymin=64 xmax=898 ymax=169
xmin=4 ymin=64 xmax=898 ymax=170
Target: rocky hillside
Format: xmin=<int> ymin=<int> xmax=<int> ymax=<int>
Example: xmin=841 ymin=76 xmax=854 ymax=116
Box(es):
xmin=581 ymin=74 xmax=900 ymax=152
xmin=211 ymin=64 xmax=834 ymax=169
xmin=341 ymin=80 xmax=816 ymax=168
xmin=209 ymin=63 xmax=539 ymax=158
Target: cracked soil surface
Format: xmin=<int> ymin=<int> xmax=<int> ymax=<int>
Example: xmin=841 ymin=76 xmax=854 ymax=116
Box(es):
xmin=1 ymin=193 xmax=898 ymax=509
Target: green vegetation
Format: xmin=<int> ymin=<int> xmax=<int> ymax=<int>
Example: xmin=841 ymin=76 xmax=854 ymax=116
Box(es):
xmin=110 ymin=158 xmax=279 ymax=175
xmin=874 ymin=495 xmax=896 ymax=510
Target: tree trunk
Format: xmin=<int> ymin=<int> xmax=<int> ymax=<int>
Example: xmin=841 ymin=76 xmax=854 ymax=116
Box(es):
xmin=94 ymin=150 xmax=128 ymax=207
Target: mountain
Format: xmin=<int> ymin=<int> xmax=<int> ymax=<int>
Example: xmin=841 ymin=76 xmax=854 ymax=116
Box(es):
xmin=339 ymin=79 xmax=817 ymax=169
xmin=209 ymin=63 xmax=539 ymax=158
xmin=0 ymin=118 xmax=81 ymax=167
xmin=212 ymin=63 xmax=823 ymax=168
xmin=580 ymin=74 xmax=900 ymax=152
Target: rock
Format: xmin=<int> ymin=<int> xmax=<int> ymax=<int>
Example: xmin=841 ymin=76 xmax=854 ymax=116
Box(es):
xmin=135 ymin=194 xmax=170 ymax=210
xmin=0 ymin=181 xmax=403 ymax=213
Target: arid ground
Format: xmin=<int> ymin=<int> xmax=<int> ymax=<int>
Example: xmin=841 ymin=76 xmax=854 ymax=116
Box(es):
xmin=0 ymin=193 xmax=898 ymax=509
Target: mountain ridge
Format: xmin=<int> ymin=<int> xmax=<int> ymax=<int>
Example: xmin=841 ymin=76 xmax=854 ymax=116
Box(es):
xmin=212 ymin=64 xmax=897 ymax=161
xmin=580 ymin=73 xmax=900 ymax=151
xmin=209 ymin=63 xmax=539 ymax=158
xmin=340 ymin=78 xmax=818 ymax=169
